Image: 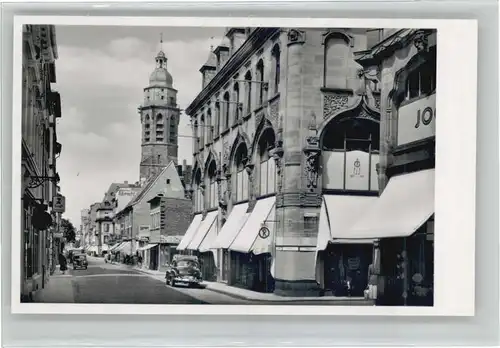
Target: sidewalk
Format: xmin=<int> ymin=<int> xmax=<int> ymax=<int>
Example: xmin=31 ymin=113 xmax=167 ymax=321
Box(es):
xmin=32 ymin=268 xmax=75 ymax=303
xmin=116 ymin=263 xmax=374 ymax=305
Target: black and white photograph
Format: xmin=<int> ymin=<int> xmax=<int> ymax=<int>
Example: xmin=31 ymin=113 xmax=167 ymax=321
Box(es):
xmin=15 ymin=17 xmax=472 ymax=315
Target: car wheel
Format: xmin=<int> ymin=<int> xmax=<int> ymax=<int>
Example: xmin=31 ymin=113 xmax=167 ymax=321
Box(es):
xmin=170 ymin=277 xmax=175 ymax=287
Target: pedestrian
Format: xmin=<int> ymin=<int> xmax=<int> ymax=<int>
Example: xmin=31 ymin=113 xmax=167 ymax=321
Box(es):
xmin=58 ymin=252 xmax=68 ymax=275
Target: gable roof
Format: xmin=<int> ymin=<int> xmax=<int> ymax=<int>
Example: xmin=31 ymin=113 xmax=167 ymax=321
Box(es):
xmin=124 ymin=161 xmax=177 ymax=210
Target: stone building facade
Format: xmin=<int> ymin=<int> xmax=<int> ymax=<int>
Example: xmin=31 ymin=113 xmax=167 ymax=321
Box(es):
xmin=138 ymin=46 xmax=181 ymax=181
xmin=176 ymin=28 xmax=435 ymax=300
xmin=21 ymin=24 xmax=62 ymax=301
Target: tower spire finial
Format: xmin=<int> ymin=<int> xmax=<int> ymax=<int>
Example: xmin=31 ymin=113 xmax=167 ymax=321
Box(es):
xmin=160 ymin=33 xmax=163 ymax=50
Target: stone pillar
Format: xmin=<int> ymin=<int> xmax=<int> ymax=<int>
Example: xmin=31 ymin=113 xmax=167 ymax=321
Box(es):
xmin=273 ymin=29 xmax=321 ymax=297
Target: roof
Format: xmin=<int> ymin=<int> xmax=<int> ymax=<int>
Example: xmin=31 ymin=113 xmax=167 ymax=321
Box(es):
xmin=123 ymin=161 xmax=176 ymax=210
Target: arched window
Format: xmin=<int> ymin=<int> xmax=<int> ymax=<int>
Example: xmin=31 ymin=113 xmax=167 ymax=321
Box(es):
xmin=271 ymin=45 xmax=281 ymax=95
xmin=258 ymin=129 xmax=276 ymax=196
xmin=206 ymin=108 xmax=213 ymax=142
xmin=169 ymin=115 xmax=176 ymax=143
xmin=324 ymin=33 xmax=350 ymax=89
xmin=200 ymin=115 xmax=205 ymax=148
xmin=206 ymin=160 xmax=217 ymax=209
xmin=223 ymin=92 xmax=230 ymax=130
xmin=156 ymin=113 xmax=164 ymax=141
xmin=194 ymin=169 xmax=203 ymax=212
xmin=244 ymin=71 xmax=252 ymax=115
xmin=156 ymin=113 xmax=163 ymax=122
xmin=256 ymin=60 xmax=265 ymax=106
xmin=232 ymin=144 xmax=249 ymax=202
xmin=215 ymin=100 xmax=221 ymax=136
xmin=233 ymin=83 xmax=240 ymax=123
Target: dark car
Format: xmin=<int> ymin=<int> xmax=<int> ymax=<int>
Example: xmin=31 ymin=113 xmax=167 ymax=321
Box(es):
xmin=165 ymin=256 xmax=202 ymax=287
xmin=73 ymin=254 xmax=88 ymax=270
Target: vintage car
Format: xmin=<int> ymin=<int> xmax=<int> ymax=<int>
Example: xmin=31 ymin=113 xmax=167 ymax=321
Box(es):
xmin=165 ymin=256 xmax=202 ymax=287
xmin=72 ymin=253 xmax=88 ymax=270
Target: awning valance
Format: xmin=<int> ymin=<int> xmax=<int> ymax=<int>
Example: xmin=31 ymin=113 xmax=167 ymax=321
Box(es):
xmin=186 ymin=211 xmax=218 ymax=251
xmin=230 ymin=197 xmax=275 ymax=254
xmin=211 ymin=203 xmax=249 ymax=250
xmin=115 ymin=241 xmax=132 ymax=254
xmin=109 ymin=242 xmax=122 ymax=251
xmin=176 ymin=214 xmax=203 ymax=251
xmin=198 ymin=217 xmax=218 ymax=253
xmin=338 ymin=169 xmax=435 ymax=239
xmin=138 ymin=243 xmax=158 ymax=251
xmin=316 ymin=194 xmax=378 ymax=251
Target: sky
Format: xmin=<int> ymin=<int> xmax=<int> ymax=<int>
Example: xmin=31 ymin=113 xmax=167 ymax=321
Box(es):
xmin=53 ymin=25 xmax=225 ymax=227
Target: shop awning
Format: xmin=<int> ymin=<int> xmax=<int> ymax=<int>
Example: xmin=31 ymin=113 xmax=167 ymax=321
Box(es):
xmin=211 ymin=203 xmax=249 ymax=250
xmin=186 ymin=211 xmax=218 ymax=251
xmin=109 ymin=242 xmax=122 ymax=251
xmin=138 ymin=243 xmax=158 ymax=251
xmin=338 ymin=169 xmax=435 ymax=239
xmin=115 ymin=241 xmax=132 ymax=254
xmin=229 ymin=197 xmax=275 ymax=254
xmin=316 ymin=194 xmax=378 ymax=251
xmin=176 ymin=214 xmax=203 ymax=251
xmin=198 ymin=216 xmax=218 ymax=253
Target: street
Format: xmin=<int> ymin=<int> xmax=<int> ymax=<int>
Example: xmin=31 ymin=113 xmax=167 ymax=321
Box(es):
xmin=38 ymin=257 xmax=253 ymax=304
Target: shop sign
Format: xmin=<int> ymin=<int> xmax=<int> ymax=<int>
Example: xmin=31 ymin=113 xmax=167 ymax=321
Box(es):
xmin=322 ymin=150 xmax=379 ymax=191
xmin=397 ymin=93 xmax=436 ymax=146
xmin=52 ymin=195 xmax=66 ymax=213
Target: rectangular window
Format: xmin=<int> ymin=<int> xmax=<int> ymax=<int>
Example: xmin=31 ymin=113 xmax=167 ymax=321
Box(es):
xmin=304 ymin=216 xmax=318 ymax=231
xmin=242 ymin=171 xmax=249 ymax=201
xmin=268 ymin=159 xmax=276 ymax=193
xmin=260 ymin=160 xmax=268 ymax=196
xmin=104 ymin=224 xmax=109 ymax=233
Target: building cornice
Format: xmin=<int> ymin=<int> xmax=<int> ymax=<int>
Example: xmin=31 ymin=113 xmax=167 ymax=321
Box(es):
xmin=354 ymin=29 xmax=435 ymax=66
xmin=186 ymin=28 xmax=280 ymax=115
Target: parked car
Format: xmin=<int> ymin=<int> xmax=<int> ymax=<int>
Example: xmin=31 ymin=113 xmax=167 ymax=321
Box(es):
xmin=73 ymin=254 xmax=88 ymax=270
xmin=165 ymin=256 xmax=202 ymax=287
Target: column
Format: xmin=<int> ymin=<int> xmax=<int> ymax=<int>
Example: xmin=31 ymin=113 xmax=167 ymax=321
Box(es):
xmin=273 ymin=29 xmax=321 ymax=297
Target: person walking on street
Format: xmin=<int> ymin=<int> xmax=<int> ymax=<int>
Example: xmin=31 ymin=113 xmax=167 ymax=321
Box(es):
xmin=58 ymin=252 xmax=68 ymax=275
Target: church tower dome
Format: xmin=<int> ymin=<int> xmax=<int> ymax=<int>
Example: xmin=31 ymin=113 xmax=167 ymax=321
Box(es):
xmin=138 ymin=35 xmax=180 ymax=181
xmin=149 ymin=50 xmax=173 ymax=87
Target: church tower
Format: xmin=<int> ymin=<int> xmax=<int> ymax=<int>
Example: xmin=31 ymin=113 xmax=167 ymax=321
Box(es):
xmin=139 ymin=37 xmax=180 ymax=181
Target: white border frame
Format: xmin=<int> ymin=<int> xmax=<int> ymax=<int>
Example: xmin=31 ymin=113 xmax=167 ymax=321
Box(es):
xmin=11 ymin=16 xmax=478 ymax=316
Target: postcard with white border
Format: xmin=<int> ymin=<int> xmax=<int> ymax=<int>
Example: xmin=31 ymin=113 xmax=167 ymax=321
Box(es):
xmin=11 ymin=16 xmax=477 ymax=316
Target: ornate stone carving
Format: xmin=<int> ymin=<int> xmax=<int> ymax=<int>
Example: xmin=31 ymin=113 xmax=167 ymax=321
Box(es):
xmin=323 ymin=94 xmax=349 ymax=119
xmin=304 ymin=151 xmax=320 ymax=191
xmin=255 ymin=110 xmax=265 ymax=129
xmin=269 ymin=99 xmax=280 ymax=126
xmin=413 ymin=30 xmax=429 ymax=52
xmin=287 ymin=29 xmax=306 ymax=46
xmin=374 ymin=95 xmax=381 ymax=110
xmin=222 ymin=140 xmax=230 ymax=166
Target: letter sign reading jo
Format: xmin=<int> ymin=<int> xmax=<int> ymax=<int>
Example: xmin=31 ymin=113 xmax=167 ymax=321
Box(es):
xmin=397 ymin=93 xmax=436 ymax=146
xmin=414 ymin=106 xmax=435 ymax=129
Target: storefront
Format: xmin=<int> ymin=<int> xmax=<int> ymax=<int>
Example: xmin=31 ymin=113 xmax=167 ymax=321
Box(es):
xmin=229 ymin=197 xmax=275 ymax=292
xmin=211 ymin=203 xmax=249 ymax=284
xmin=335 ymin=169 xmax=435 ymax=306
xmin=185 ymin=210 xmax=218 ymax=281
xmin=177 ymin=214 xmax=203 ymax=255
xmin=315 ymin=195 xmax=377 ymax=296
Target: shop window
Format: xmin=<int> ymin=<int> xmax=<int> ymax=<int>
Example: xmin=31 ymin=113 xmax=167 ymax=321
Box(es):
xmin=222 ymin=249 xmax=229 ymax=282
xmin=32 ymin=230 xmax=40 ymax=275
